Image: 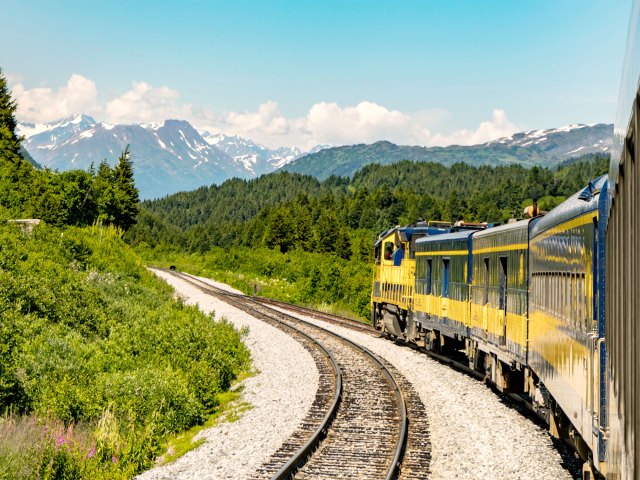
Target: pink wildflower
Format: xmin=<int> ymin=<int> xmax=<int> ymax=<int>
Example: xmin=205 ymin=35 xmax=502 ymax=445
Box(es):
xmin=112 ymin=455 xmax=118 ymax=463
xmin=88 ymin=446 xmax=96 ymax=459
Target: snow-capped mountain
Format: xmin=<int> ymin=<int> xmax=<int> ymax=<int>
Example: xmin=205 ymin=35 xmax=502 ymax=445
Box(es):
xmin=18 ymin=114 xmax=99 ymax=146
xmin=18 ymin=114 xmax=611 ymax=197
xmin=283 ymin=123 xmax=613 ymax=180
xmin=487 ymin=123 xmax=611 ymax=157
xmin=18 ymin=115 xmax=310 ymax=199
xmin=198 ymin=131 xmax=303 ymax=174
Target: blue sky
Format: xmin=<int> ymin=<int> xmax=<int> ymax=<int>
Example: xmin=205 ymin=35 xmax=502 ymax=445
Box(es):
xmin=2 ymin=0 xmax=633 ymax=149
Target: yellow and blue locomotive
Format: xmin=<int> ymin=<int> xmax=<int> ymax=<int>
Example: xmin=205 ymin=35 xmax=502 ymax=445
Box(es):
xmin=371 ymin=222 xmax=451 ymax=339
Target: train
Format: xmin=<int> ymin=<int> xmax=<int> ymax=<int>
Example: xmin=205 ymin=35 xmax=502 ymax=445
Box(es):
xmin=372 ymin=178 xmax=608 ymax=477
xmin=371 ymin=4 xmax=640 ymax=477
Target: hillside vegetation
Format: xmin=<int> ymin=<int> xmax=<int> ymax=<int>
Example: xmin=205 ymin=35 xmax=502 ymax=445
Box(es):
xmin=0 ymin=67 xmax=250 ymax=478
xmin=131 ymin=155 xmax=609 ymax=254
xmin=131 ymin=152 xmax=608 ymax=319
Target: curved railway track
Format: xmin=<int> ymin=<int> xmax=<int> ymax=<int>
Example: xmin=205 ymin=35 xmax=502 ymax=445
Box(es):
xmin=160 ymin=270 xmax=429 ymax=479
xmin=248 ymin=283 xmax=581 ymax=474
xmin=255 ymin=292 xmax=547 ymax=420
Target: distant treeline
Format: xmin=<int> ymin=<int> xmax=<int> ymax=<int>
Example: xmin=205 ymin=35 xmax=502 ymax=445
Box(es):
xmin=128 ymin=154 xmax=609 ymax=259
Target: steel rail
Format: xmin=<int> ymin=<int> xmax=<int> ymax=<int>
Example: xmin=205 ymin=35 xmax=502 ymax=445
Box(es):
xmin=157 ymin=269 xmax=344 ymax=479
xmin=244 ymin=295 xmax=408 ymax=480
xmin=159 ymin=269 xmax=408 ymax=479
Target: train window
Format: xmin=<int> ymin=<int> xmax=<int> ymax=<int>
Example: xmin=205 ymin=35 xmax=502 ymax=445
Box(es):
xmin=483 ymin=257 xmax=489 ymax=305
xmin=499 ymin=256 xmax=507 ymax=311
xmin=426 ymin=259 xmax=433 ymax=295
xmin=384 ymin=242 xmax=394 ymax=260
xmin=551 ymin=273 xmax=560 ymax=317
xmin=442 ymin=258 xmax=450 ymax=298
xmin=592 ymin=217 xmax=598 ymax=325
xmin=579 ymin=273 xmax=586 ymax=332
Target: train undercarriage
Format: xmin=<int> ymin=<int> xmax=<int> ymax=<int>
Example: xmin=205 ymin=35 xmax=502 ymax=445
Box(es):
xmin=371 ymin=300 xmax=602 ymax=479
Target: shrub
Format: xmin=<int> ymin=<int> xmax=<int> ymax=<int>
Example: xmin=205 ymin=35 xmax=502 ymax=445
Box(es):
xmin=0 ymin=223 xmax=250 ymax=477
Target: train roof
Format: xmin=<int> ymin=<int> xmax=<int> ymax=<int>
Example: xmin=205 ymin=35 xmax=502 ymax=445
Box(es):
xmin=416 ymin=228 xmax=475 ymax=245
xmin=374 ymin=225 xmax=449 ymax=247
xmin=530 ymin=175 xmax=608 ymax=238
xmin=473 ymin=218 xmax=535 ymax=238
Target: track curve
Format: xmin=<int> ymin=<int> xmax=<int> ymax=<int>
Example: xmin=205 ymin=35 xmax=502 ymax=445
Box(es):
xmin=162 ymin=270 xmax=414 ymax=479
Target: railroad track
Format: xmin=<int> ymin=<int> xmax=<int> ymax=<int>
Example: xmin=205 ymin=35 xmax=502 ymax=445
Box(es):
xmin=241 ymin=284 xmax=579 ymax=474
xmin=160 ymin=270 xmax=431 ymax=479
xmin=253 ymin=296 xmax=377 ymax=335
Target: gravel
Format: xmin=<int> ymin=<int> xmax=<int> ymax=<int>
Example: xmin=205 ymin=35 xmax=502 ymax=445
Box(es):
xmin=136 ymin=270 xmax=319 ymax=480
xmin=140 ymin=271 xmax=575 ymax=479
xmin=272 ymin=306 xmax=576 ymax=480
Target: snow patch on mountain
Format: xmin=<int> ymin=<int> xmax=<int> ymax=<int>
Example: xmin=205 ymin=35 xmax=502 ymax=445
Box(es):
xmin=199 ymin=131 xmax=304 ymax=172
xmin=487 ymin=123 xmax=611 ymax=154
xmin=17 ymin=114 xmax=97 ymax=140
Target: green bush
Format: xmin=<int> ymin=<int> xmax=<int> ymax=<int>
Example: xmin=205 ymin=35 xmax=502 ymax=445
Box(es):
xmin=141 ymin=245 xmax=373 ymax=319
xmin=0 ymin=223 xmax=250 ymax=478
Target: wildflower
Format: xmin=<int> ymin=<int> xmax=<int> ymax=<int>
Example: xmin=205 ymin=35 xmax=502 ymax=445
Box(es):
xmin=112 ymin=455 xmax=118 ymax=463
xmin=56 ymin=435 xmax=66 ymax=447
xmin=88 ymin=446 xmax=96 ymax=459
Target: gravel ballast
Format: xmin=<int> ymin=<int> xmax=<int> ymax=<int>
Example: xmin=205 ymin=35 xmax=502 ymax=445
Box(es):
xmin=273 ymin=306 xmax=575 ymax=480
xmin=136 ymin=270 xmax=319 ymax=480
xmin=141 ymin=271 xmax=575 ymax=479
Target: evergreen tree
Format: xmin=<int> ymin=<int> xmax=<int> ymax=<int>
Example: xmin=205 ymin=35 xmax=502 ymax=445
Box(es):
xmin=0 ymin=67 xmax=35 ymax=217
xmin=262 ymin=206 xmax=295 ymax=253
xmin=0 ymin=68 xmax=20 ymax=157
xmin=112 ymin=145 xmax=140 ymax=230
xmin=334 ymin=227 xmax=352 ymax=260
xmin=314 ymin=211 xmax=340 ymax=253
xmin=93 ymin=160 xmax=116 ymax=224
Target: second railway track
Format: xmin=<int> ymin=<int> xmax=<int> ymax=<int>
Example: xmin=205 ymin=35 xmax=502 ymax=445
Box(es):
xmin=162 ymin=269 xmax=432 ymax=479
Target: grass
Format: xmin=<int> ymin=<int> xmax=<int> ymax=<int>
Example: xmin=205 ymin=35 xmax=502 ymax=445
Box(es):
xmin=155 ymin=371 xmax=256 ymax=467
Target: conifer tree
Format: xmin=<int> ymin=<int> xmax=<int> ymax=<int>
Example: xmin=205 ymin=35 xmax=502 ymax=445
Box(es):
xmin=93 ymin=159 xmax=115 ymax=224
xmin=0 ymin=67 xmax=34 ymax=216
xmin=0 ymin=67 xmax=20 ymax=157
xmin=112 ymin=145 xmax=139 ymax=230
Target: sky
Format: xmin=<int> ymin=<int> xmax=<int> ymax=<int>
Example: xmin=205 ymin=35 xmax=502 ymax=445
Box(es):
xmin=2 ymin=0 xmax=633 ymax=150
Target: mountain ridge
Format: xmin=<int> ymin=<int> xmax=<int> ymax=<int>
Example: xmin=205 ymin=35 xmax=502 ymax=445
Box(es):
xmin=18 ymin=116 xmax=613 ymax=199
xmin=18 ymin=115 xmax=306 ymax=199
xmin=282 ymin=123 xmax=613 ymax=179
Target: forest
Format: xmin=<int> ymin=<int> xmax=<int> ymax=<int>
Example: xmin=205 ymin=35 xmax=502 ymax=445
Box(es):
xmin=129 ymin=146 xmax=608 ymax=319
xmin=130 ymin=155 xmax=608 ymax=257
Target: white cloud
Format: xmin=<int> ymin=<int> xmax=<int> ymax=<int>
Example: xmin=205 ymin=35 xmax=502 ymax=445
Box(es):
xmin=210 ymin=102 xmax=518 ymax=150
xmin=12 ymin=74 xmax=99 ymax=123
xmin=224 ymin=100 xmax=290 ymax=136
xmin=429 ymin=109 xmax=519 ymax=146
xmin=206 ymin=101 xmax=452 ymax=149
xmin=10 ymin=73 xmax=521 ymax=149
xmin=105 ymin=81 xmax=192 ymax=124
xmin=307 ymin=101 xmax=413 ymax=145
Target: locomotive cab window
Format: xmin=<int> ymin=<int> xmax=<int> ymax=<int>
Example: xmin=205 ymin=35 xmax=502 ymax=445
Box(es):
xmin=384 ymin=242 xmax=394 ymax=261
